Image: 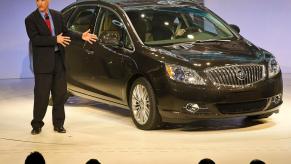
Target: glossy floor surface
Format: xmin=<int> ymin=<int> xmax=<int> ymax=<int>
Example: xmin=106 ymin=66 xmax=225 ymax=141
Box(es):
xmin=0 ymin=75 xmax=290 ymax=164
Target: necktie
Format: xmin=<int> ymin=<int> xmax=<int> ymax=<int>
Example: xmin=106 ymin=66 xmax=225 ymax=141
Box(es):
xmin=44 ymin=13 xmax=52 ymax=34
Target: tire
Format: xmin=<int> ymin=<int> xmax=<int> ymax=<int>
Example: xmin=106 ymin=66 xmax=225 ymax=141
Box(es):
xmin=48 ymin=91 xmax=72 ymax=106
xmin=246 ymin=113 xmax=273 ymax=120
xmin=129 ymin=77 xmax=162 ymax=130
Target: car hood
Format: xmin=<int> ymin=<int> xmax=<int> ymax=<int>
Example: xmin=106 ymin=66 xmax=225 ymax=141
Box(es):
xmin=153 ymin=39 xmax=265 ymax=68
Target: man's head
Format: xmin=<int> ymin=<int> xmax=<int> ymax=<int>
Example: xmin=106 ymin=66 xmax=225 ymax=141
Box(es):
xmin=86 ymin=159 xmax=101 ymax=164
xmin=36 ymin=0 xmax=50 ymax=12
xmin=25 ymin=151 xmax=46 ymax=164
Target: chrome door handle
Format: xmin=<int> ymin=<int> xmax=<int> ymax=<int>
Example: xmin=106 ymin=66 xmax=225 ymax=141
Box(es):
xmin=85 ymin=49 xmax=94 ymax=55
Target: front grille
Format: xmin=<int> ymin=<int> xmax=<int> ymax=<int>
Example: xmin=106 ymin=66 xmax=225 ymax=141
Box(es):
xmin=217 ymin=99 xmax=268 ymax=114
xmin=205 ymin=64 xmax=266 ymax=87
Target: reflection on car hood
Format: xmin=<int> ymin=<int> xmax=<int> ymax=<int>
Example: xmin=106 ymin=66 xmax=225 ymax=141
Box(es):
xmin=156 ymin=40 xmax=264 ymax=64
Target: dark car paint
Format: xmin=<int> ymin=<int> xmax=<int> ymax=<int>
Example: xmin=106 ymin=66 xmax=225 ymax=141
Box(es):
xmin=62 ymin=0 xmax=283 ymax=123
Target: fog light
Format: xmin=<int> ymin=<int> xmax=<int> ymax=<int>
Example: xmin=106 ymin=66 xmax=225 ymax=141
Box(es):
xmin=272 ymin=94 xmax=282 ymax=105
xmin=184 ymin=103 xmax=200 ymax=113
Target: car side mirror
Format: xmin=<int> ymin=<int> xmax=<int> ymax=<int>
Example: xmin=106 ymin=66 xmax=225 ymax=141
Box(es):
xmin=229 ymin=24 xmax=240 ymax=33
xmin=112 ymin=19 xmax=125 ymax=29
xmin=99 ymin=31 xmax=123 ymax=47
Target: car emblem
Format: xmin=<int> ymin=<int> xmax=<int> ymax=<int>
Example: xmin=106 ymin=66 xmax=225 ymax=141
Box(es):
xmin=236 ymin=68 xmax=246 ymax=80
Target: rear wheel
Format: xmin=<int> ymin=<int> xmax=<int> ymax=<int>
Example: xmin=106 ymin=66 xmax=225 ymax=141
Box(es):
xmin=129 ymin=77 xmax=162 ymax=130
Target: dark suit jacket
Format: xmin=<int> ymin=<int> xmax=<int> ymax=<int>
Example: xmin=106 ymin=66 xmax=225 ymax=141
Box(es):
xmin=25 ymin=9 xmax=82 ymax=74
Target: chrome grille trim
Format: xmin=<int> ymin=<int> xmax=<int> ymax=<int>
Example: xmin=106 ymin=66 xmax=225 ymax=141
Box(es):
xmin=204 ymin=64 xmax=266 ymax=87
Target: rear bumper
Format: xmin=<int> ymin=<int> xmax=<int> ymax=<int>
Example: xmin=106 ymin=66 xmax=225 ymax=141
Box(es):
xmin=154 ymin=74 xmax=283 ymax=123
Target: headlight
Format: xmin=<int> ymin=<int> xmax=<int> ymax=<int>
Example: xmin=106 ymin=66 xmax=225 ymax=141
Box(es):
xmin=165 ymin=64 xmax=206 ymax=85
xmin=268 ymin=58 xmax=280 ymax=78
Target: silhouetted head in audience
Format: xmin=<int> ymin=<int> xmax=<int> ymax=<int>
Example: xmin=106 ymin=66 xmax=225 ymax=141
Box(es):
xmin=250 ymin=159 xmax=265 ymax=164
xmin=25 ymin=151 xmax=45 ymax=164
xmin=86 ymin=159 xmax=101 ymax=164
xmin=198 ymin=158 xmax=215 ymax=164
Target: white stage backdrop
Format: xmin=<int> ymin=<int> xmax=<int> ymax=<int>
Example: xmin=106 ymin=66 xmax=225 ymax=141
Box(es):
xmin=0 ymin=0 xmax=290 ymax=79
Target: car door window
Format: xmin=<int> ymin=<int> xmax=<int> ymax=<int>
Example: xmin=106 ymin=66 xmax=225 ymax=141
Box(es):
xmin=62 ymin=6 xmax=76 ymax=26
xmin=97 ymin=8 xmax=134 ymax=50
xmin=69 ymin=6 xmax=99 ymax=33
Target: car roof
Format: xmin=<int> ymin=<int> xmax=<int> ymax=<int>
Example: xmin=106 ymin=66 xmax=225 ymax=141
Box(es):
xmin=75 ymin=0 xmax=203 ymax=9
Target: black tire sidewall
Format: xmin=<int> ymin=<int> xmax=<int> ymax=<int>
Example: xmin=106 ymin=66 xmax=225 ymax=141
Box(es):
xmin=129 ymin=77 xmax=161 ymax=130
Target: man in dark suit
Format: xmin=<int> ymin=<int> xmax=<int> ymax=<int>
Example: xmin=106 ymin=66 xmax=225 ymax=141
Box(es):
xmin=25 ymin=0 xmax=97 ymax=135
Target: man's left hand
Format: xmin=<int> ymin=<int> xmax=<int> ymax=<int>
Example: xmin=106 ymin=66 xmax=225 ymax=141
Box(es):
xmin=82 ymin=29 xmax=98 ymax=44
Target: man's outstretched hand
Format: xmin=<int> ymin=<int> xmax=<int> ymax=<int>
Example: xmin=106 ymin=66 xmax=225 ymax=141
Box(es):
xmin=82 ymin=29 xmax=98 ymax=44
xmin=57 ymin=29 xmax=97 ymax=47
xmin=57 ymin=33 xmax=71 ymax=47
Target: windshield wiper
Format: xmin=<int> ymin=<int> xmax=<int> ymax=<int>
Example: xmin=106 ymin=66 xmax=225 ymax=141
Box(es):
xmin=194 ymin=39 xmax=232 ymax=43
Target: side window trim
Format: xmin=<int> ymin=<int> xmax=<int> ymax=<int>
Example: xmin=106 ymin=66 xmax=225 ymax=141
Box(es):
xmin=63 ymin=6 xmax=77 ymax=27
xmin=93 ymin=6 xmax=101 ymax=36
xmin=96 ymin=8 xmax=106 ymax=37
xmin=67 ymin=6 xmax=80 ymax=29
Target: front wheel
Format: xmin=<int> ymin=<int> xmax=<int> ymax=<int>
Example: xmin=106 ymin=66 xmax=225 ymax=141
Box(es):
xmin=129 ymin=77 xmax=162 ymax=130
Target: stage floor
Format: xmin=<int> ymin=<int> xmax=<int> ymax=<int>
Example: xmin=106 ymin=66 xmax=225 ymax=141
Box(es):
xmin=0 ymin=75 xmax=290 ymax=164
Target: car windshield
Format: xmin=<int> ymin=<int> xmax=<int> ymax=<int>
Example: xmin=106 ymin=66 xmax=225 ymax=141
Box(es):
xmin=126 ymin=6 xmax=235 ymax=46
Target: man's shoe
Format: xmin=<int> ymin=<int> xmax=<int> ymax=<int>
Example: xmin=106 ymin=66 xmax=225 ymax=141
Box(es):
xmin=31 ymin=128 xmax=41 ymax=135
xmin=54 ymin=127 xmax=66 ymax=133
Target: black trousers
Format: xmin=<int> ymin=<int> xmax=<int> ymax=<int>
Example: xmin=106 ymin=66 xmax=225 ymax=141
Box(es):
xmin=31 ymin=51 xmax=67 ymax=129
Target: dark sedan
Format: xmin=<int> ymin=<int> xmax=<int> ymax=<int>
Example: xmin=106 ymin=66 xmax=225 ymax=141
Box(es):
xmin=59 ymin=0 xmax=283 ymax=130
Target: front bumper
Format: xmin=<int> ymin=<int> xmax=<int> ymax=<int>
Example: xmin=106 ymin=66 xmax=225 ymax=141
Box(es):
xmin=155 ymin=74 xmax=283 ymax=123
